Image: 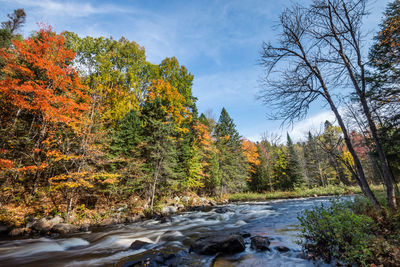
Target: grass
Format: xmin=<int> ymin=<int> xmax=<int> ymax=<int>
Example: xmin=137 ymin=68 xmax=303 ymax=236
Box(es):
xmin=227 ymin=184 xmax=385 ymax=202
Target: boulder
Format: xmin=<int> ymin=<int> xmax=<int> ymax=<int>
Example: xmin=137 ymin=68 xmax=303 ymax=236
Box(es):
xmin=240 ymin=231 xmax=251 ymax=238
xmin=190 ymin=234 xmax=245 ymax=255
xmin=161 ymin=206 xmax=177 ymax=216
xmin=181 ymin=196 xmax=190 ymax=203
xmin=9 ymin=227 xmax=26 ymax=237
xmin=130 ymin=240 xmax=151 ymax=250
xmin=32 ymin=218 xmax=52 ymax=232
xmin=275 ymin=246 xmax=290 ymax=252
xmin=125 ymin=215 xmax=141 ymax=224
xmin=47 ymin=215 xmax=64 ymax=225
xmin=79 ymin=223 xmax=90 ymax=232
xmin=51 ymin=223 xmax=78 ymax=235
xmin=99 ymin=218 xmax=119 ymax=226
xmin=199 ymin=197 xmax=209 ymax=205
xmin=120 ymin=249 xmax=190 ymax=267
xmin=250 ymin=236 xmax=271 ymax=251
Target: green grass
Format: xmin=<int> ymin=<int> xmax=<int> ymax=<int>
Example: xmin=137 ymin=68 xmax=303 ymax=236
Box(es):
xmin=227 ymin=184 xmax=384 ymax=202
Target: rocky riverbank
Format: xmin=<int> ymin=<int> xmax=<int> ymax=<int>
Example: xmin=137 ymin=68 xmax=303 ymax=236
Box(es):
xmin=1 ymin=195 xmax=222 ymax=239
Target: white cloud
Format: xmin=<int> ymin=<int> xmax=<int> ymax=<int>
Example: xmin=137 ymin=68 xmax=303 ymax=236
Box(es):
xmin=1 ymin=0 xmax=132 ymax=18
xmin=273 ymin=110 xmax=337 ymax=143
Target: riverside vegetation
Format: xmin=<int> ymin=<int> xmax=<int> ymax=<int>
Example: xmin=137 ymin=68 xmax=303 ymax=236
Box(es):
xmin=0 ymin=0 xmax=399 ymax=266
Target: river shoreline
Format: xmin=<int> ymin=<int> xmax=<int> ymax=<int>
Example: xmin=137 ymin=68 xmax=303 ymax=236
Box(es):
xmin=0 ymin=196 xmax=340 ymax=267
xmin=0 ymin=186 xmax=367 ymax=241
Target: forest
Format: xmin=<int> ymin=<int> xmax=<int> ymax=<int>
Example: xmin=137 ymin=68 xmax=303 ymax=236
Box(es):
xmin=0 ymin=0 xmax=399 ymax=266
xmin=0 ymin=0 xmax=399 ymax=226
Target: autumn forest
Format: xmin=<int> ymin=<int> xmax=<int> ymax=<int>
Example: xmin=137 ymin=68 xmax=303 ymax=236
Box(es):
xmin=0 ymin=0 xmax=400 ymax=266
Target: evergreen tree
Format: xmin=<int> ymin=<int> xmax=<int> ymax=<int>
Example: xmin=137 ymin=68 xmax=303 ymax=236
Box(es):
xmin=214 ymin=108 xmax=247 ymax=194
xmin=111 ymin=109 xmax=143 ymax=156
xmin=140 ymin=99 xmax=178 ymax=212
xmin=286 ymin=134 xmax=303 ymax=187
xmin=304 ymin=132 xmax=324 ymax=187
xmin=368 ymin=0 xmax=400 ymax=182
xmin=215 ymin=108 xmax=241 ymax=146
xmin=248 ymin=145 xmax=270 ymax=192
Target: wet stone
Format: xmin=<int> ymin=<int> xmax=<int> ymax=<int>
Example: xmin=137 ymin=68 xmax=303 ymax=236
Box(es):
xmin=129 ymin=240 xmax=151 ymax=250
xmin=190 ymin=234 xmax=245 ymax=255
xmin=214 ymin=207 xmax=233 ymax=213
xmin=275 ymin=246 xmax=290 ymax=252
xmin=250 ymin=236 xmax=271 ymax=251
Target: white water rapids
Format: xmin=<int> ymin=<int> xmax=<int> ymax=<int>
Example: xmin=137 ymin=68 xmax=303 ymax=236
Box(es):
xmin=0 ymin=197 xmax=347 ymax=266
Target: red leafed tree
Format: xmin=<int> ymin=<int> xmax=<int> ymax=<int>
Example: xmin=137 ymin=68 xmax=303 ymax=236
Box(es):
xmin=0 ymin=26 xmax=89 ymax=125
xmin=0 ymin=26 xmax=91 ymax=213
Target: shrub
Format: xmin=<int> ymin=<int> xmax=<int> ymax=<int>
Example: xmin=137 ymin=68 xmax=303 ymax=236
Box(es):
xmin=298 ymin=199 xmax=375 ymax=265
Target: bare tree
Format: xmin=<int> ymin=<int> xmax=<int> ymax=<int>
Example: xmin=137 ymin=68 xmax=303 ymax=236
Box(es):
xmin=1 ymin=9 xmax=26 ymax=34
xmin=310 ymin=0 xmax=397 ymax=209
xmin=259 ymin=1 xmax=382 ymax=209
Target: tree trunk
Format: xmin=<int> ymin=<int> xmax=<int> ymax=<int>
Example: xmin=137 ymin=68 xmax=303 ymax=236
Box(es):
xmin=358 ymin=96 xmax=397 ymax=209
xmin=150 ymin=157 xmax=163 ymax=213
xmin=326 ymin=96 xmax=381 ymax=209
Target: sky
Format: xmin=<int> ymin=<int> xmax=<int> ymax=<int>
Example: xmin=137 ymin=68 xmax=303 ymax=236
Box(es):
xmin=0 ymin=0 xmax=392 ymax=142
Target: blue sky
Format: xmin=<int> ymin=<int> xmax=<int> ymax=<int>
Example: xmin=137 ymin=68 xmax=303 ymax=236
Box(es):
xmin=0 ymin=0 xmax=391 ymax=142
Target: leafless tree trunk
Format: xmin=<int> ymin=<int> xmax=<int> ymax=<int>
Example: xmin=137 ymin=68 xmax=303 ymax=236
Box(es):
xmin=259 ymin=1 xmax=381 ymax=209
xmin=308 ymin=0 xmax=396 ymax=209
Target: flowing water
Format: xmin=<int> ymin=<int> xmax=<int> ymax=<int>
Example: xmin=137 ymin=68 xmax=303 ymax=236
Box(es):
xmin=0 ymin=197 xmax=346 ymax=267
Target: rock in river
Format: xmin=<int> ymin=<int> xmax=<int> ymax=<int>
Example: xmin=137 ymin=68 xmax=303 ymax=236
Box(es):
xmin=129 ymin=240 xmax=151 ymax=250
xmin=275 ymin=246 xmax=290 ymax=252
xmin=250 ymin=236 xmax=271 ymax=251
xmin=190 ymin=234 xmax=245 ymax=255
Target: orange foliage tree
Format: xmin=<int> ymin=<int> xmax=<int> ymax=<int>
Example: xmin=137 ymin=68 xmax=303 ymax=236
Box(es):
xmin=242 ymin=139 xmax=261 ymax=175
xmin=0 ymin=26 xmax=91 ymax=216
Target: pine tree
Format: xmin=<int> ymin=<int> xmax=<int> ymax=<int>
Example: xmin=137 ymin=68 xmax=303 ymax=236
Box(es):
xmin=304 ymin=132 xmax=324 ymax=187
xmin=214 ymin=108 xmax=247 ymax=194
xmin=368 ymin=0 xmax=400 ymax=182
xmin=285 ymin=134 xmax=303 ymax=187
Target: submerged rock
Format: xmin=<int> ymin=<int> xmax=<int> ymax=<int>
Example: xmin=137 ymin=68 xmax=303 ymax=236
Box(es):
xmin=275 ymin=246 xmax=290 ymax=252
xmin=250 ymin=236 xmax=271 ymax=251
xmin=190 ymin=234 xmax=245 ymax=255
xmin=214 ymin=207 xmax=233 ymax=213
xmin=240 ymin=231 xmax=251 ymax=238
xmin=130 ymin=240 xmax=151 ymax=250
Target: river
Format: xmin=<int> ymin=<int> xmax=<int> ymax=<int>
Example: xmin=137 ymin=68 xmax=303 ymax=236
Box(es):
xmin=0 ymin=196 xmax=345 ymax=266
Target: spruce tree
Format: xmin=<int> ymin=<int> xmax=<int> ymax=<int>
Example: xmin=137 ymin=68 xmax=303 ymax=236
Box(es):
xmin=304 ymin=132 xmax=324 ymax=187
xmin=286 ymin=133 xmax=303 ymax=188
xmin=214 ymin=108 xmax=246 ymax=193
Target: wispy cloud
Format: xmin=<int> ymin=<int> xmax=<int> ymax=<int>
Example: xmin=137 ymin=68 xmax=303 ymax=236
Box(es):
xmin=0 ymin=0 xmax=391 ymax=141
xmin=1 ymin=0 xmax=131 ymax=17
xmin=275 ymin=110 xmax=337 ymax=143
